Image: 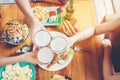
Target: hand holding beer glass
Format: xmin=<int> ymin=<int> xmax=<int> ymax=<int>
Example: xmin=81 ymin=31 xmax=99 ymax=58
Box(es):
xmin=33 ymin=27 xmax=95 ymax=64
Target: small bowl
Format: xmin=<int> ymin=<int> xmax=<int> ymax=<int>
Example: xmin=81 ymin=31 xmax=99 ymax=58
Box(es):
xmin=2 ymin=20 xmax=29 ymax=45
xmin=20 ymin=45 xmax=32 ymax=52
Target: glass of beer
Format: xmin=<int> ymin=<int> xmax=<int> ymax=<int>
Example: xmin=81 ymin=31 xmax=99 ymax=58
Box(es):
xmin=50 ymin=36 xmax=67 ymax=54
xmin=33 ymin=30 xmax=51 ymax=47
xmin=37 ymin=47 xmax=54 ymax=64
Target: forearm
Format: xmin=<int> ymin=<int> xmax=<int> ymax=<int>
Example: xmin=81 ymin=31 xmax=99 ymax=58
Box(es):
xmin=103 ymin=47 xmax=113 ymax=73
xmin=68 ymin=27 xmax=95 ymax=46
xmin=95 ymin=17 xmax=120 ymax=35
xmin=103 ymin=47 xmax=113 ymax=79
xmin=103 ymin=50 xmax=120 ymax=80
xmin=0 ymin=55 xmax=25 ymax=66
xmin=15 ymin=0 xmax=35 ymax=19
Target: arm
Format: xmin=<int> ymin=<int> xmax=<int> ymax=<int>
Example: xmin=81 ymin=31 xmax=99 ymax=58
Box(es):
xmin=95 ymin=17 xmax=120 ymax=35
xmin=0 ymin=55 xmax=27 ymax=66
xmin=0 ymin=47 xmax=40 ymax=66
xmin=15 ymin=0 xmax=35 ymax=19
xmin=68 ymin=17 xmax=120 ymax=47
xmin=102 ymin=39 xmax=120 ymax=80
xmin=15 ymin=0 xmax=45 ymax=38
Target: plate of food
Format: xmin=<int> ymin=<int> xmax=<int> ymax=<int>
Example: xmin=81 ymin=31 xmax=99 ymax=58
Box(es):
xmin=35 ymin=31 xmax=74 ymax=71
xmin=0 ymin=62 xmax=36 ymax=80
xmin=33 ymin=6 xmax=62 ymax=26
xmin=2 ymin=20 xmax=29 ymax=45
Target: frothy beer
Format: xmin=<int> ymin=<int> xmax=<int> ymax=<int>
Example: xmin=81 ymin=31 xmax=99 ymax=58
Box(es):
xmin=50 ymin=36 xmax=67 ymax=53
xmin=34 ymin=30 xmax=51 ymax=47
xmin=37 ymin=47 xmax=54 ymax=63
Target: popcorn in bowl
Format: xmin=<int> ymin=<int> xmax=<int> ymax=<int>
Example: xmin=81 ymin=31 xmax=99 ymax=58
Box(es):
xmin=1 ymin=63 xmax=33 ymax=80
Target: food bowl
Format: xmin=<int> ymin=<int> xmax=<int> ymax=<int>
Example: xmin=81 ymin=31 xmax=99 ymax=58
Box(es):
xmin=2 ymin=20 xmax=29 ymax=45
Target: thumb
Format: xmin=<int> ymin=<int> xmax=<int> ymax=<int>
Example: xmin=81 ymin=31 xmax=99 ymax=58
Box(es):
xmin=31 ymin=47 xmax=41 ymax=58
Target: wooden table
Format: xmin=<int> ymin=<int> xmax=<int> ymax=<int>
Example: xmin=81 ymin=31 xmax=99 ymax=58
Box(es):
xmin=0 ymin=0 xmax=103 ymax=80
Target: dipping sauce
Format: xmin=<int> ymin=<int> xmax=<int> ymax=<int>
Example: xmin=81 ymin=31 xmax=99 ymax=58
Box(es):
xmin=50 ymin=36 xmax=67 ymax=53
xmin=34 ymin=30 xmax=51 ymax=47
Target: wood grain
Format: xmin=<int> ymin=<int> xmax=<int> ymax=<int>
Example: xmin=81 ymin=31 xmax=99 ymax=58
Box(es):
xmin=0 ymin=0 xmax=103 ymax=80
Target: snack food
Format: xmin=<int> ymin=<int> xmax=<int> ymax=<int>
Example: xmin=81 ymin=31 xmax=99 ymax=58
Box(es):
xmin=52 ymin=74 xmax=66 ymax=80
xmin=3 ymin=20 xmax=29 ymax=45
xmin=62 ymin=18 xmax=79 ymax=36
xmin=33 ymin=6 xmax=49 ymax=21
xmin=2 ymin=63 xmax=32 ymax=80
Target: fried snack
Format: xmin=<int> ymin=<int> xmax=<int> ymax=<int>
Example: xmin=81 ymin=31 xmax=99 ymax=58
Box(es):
xmin=65 ymin=20 xmax=76 ymax=34
xmin=70 ymin=18 xmax=78 ymax=27
xmin=33 ymin=6 xmax=48 ymax=21
xmin=62 ymin=17 xmax=80 ymax=36
xmin=62 ymin=19 xmax=79 ymax=36
xmin=62 ymin=21 xmax=73 ymax=36
xmin=47 ymin=54 xmax=59 ymax=68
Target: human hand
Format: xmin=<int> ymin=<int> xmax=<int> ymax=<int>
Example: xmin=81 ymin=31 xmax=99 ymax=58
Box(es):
xmin=67 ymin=27 xmax=95 ymax=47
xmin=20 ymin=47 xmax=41 ymax=65
xmin=27 ymin=18 xmax=46 ymax=39
xmin=102 ymin=39 xmax=112 ymax=48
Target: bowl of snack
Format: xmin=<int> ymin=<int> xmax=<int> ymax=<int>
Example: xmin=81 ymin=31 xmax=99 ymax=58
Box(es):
xmin=2 ymin=20 xmax=29 ymax=45
xmin=0 ymin=62 xmax=36 ymax=80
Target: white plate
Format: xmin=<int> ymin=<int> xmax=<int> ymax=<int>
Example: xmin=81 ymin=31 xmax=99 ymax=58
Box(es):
xmin=33 ymin=31 xmax=74 ymax=71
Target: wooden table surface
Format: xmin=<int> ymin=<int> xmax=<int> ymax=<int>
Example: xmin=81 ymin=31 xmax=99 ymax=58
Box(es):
xmin=0 ymin=0 xmax=103 ymax=80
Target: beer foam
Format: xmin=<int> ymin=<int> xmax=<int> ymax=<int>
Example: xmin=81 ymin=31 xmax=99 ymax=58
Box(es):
xmin=37 ymin=47 xmax=54 ymax=63
xmin=34 ymin=30 xmax=51 ymax=47
xmin=50 ymin=36 xmax=67 ymax=53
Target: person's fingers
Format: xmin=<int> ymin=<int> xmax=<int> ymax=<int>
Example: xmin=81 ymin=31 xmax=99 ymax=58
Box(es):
xmin=31 ymin=47 xmax=40 ymax=58
xmin=35 ymin=59 xmax=43 ymax=66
